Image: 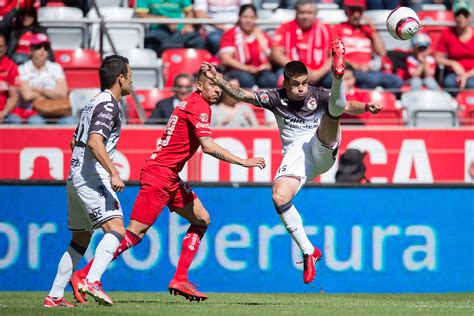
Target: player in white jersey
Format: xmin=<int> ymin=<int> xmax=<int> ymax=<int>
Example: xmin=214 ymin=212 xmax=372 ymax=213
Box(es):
xmin=44 ymin=55 xmax=132 ymax=308
xmin=201 ymin=39 xmax=383 ymax=284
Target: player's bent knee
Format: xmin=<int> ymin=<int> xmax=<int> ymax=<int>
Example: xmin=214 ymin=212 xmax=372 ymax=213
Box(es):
xmin=272 ymin=188 xmax=292 ymax=207
xmin=101 ymin=217 xmax=125 ymax=236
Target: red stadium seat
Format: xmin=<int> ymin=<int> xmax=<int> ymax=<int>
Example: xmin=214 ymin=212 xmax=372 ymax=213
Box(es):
xmin=161 ymin=48 xmax=212 ymax=87
xmin=418 ymin=10 xmax=454 ymax=50
xmin=54 ymin=49 xmax=101 ymax=89
xmin=457 ymin=91 xmax=474 ymax=126
xmin=126 ymin=88 xmax=174 ymax=124
xmin=252 ymin=106 xmax=266 ymax=126
xmin=345 ymin=90 xmax=402 ymax=125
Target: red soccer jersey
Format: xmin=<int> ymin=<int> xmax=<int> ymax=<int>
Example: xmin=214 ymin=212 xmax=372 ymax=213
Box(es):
xmin=437 ymin=27 xmax=474 ymax=72
xmin=219 ymin=26 xmax=272 ymax=68
xmin=272 ymin=19 xmax=331 ymax=71
xmin=333 ymin=22 xmax=374 ymax=64
xmin=406 ymin=54 xmax=436 ymax=79
xmin=0 ymin=55 xmax=19 ymax=111
xmin=150 ymin=92 xmax=213 ymax=172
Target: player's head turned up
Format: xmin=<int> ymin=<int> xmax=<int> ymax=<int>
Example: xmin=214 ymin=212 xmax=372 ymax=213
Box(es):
xmin=196 ymin=67 xmax=222 ymax=105
xmin=283 ymin=61 xmax=309 ymax=101
xmin=100 ymin=55 xmax=132 ymax=97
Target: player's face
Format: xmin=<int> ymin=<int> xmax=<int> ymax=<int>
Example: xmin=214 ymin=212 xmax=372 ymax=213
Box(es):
xmin=296 ymin=4 xmax=316 ymax=30
xmin=284 ymin=74 xmax=308 ymax=101
xmin=120 ymin=65 xmax=133 ymax=96
xmin=239 ymin=8 xmax=257 ymax=33
xmin=0 ymin=37 xmax=5 ymax=58
xmin=197 ymin=75 xmax=222 ymax=104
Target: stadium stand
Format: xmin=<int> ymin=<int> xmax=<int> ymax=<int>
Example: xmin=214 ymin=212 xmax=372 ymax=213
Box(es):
xmin=54 ymin=49 xmax=101 ymax=89
xmin=126 ymin=88 xmax=174 ymax=124
xmin=161 ymin=48 xmax=212 ymax=87
xmin=401 ymin=90 xmax=459 ymax=127
xmin=457 ymin=91 xmax=474 ymax=126
xmin=359 ymin=90 xmax=402 ymax=125
xmin=69 ymin=88 xmax=101 ymax=117
xmin=115 ymin=48 xmax=161 ymax=89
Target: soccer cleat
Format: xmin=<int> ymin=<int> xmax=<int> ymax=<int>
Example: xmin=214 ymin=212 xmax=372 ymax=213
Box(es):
xmin=70 ymin=271 xmax=88 ymax=304
xmin=43 ymin=296 xmax=75 ymax=308
xmin=168 ymin=279 xmax=208 ymax=302
xmin=303 ymin=247 xmax=323 ymax=284
xmin=331 ymin=39 xmax=345 ymax=80
xmin=78 ymin=279 xmax=113 ymax=306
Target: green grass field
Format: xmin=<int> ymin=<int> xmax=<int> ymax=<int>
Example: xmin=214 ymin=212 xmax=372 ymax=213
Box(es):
xmin=1 ymin=292 xmax=473 ymax=315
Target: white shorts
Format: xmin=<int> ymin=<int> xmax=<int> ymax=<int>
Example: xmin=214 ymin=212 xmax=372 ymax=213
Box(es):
xmin=274 ymin=133 xmax=340 ymax=192
xmin=67 ymin=179 xmax=123 ymax=232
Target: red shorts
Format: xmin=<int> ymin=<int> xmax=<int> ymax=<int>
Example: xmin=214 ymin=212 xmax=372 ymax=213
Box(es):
xmin=130 ymin=160 xmax=197 ymax=226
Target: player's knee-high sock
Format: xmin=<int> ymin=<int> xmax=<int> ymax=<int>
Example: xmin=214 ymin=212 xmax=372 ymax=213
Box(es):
xmin=276 ymin=202 xmax=315 ymax=255
xmin=328 ymin=77 xmax=346 ymax=118
xmin=86 ymin=231 xmax=123 ymax=282
xmin=78 ymin=229 xmax=142 ymax=279
xmin=174 ymin=224 xmax=207 ymax=281
xmin=49 ymin=241 xmax=86 ymax=298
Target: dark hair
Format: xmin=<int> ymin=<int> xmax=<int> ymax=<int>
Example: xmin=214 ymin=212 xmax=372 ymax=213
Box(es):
xmin=345 ymin=62 xmax=354 ymax=72
xmin=196 ymin=66 xmax=222 ymax=83
xmin=16 ymin=7 xmax=39 ymax=29
xmin=295 ymin=0 xmax=316 ymax=11
xmin=99 ymin=55 xmax=129 ymax=91
xmin=283 ymin=61 xmax=308 ymax=81
xmin=173 ymin=73 xmax=192 ymax=86
xmin=238 ymin=4 xmax=257 ymax=18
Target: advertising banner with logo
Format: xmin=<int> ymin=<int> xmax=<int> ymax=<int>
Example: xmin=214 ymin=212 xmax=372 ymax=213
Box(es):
xmin=0 ymin=127 xmax=473 ymax=183
xmin=0 ymin=184 xmax=472 ymax=293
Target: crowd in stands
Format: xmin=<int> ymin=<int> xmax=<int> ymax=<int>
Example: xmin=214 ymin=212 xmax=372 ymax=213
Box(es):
xmin=0 ymin=0 xmax=473 ymax=126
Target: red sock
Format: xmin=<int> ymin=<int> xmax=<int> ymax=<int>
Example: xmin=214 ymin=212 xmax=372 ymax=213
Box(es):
xmin=174 ymin=225 xmax=207 ymax=281
xmin=77 ymin=230 xmax=142 ymax=279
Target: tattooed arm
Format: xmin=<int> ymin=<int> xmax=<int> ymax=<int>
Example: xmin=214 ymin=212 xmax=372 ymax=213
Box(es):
xmin=200 ymin=62 xmax=260 ymax=106
xmin=199 ymin=136 xmax=266 ymax=169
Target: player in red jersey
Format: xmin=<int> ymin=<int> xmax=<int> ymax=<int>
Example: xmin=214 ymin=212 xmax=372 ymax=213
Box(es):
xmin=70 ymin=69 xmax=266 ymax=303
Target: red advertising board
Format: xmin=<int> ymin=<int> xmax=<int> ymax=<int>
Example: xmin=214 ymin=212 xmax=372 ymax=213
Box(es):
xmin=0 ymin=127 xmax=473 ymax=183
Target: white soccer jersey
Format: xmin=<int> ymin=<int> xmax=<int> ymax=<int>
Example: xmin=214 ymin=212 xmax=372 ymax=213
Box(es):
xmin=68 ymin=90 xmax=121 ymax=183
xmin=253 ymin=86 xmax=331 ymax=154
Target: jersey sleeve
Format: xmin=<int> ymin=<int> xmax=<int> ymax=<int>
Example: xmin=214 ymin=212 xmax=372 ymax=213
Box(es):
xmin=252 ymin=89 xmax=277 ymax=110
xmin=219 ymin=28 xmax=236 ymax=54
xmin=89 ymin=101 xmax=120 ymax=140
xmin=187 ymin=102 xmax=213 ymax=138
xmin=272 ymin=24 xmax=287 ymax=47
xmin=7 ymin=62 xmax=19 ymax=86
xmin=136 ymin=0 xmax=150 ymax=13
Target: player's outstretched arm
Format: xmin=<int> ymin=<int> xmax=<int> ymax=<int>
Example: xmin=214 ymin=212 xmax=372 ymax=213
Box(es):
xmin=87 ymin=133 xmax=125 ymax=192
xmin=344 ymin=101 xmax=383 ymax=115
xmin=200 ymin=62 xmax=260 ymax=106
xmin=199 ymin=136 xmax=266 ymax=169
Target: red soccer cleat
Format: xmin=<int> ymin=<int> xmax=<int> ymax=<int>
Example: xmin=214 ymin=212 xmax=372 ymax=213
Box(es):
xmin=78 ymin=279 xmax=113 ymax=306
xmin=303 ymin=246 xmax=323 ymax=284
xmin=43 ymin=296 xmax=75 ymax=308
xmin=70 ymin=270 xmax=88 ymax=304
xmin=331 ymin=39 xmax=345 ymax=80
xmin=168 ymin=279 xmax=208 ymax=302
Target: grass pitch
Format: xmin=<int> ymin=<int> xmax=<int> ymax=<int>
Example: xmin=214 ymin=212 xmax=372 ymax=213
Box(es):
xmin=1 ymin=292 xmax=473 ymax=315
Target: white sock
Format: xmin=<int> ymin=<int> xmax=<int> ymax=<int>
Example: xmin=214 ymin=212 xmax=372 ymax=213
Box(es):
xmin=48 ymin=246 xmax=82 ymax=298
xmin=328 ymin=78 xmax=346 ymax=118
xmin=87 ymin=232 xmax=120 ymax=282
xmin=279 ymin=205 xmax=315 ymax=255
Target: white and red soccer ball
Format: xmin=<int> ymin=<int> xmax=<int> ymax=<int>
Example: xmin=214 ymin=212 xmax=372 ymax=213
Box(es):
xmin=386 ymin=6 xmax=420 ymax=41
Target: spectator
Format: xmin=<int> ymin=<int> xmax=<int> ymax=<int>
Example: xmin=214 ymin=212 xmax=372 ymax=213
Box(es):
xmin=271 ymin=0 xmax=333 ymax=88
xmin=435 ymin=0 xmax=474 ymax=91
xmin=0 ymin=33 xmax=20 ymax=124
xmin=366 ymin=0 xmax=398 ymax=10
xmin=0 ymin=1 xmax=17 ymax=18
xmin=7 ymin=6 xmax=49 ymax=65
xmin=17 ymin=33 xmax=74 ymax=125
xmin=218 ymin=4 xmax=277 ymax=89
xmin=146 ymin=73 xmax=194 ymax=124
xmin=194 ymin=0 xmax=251 ymax=55
xmin=137 ymin=0 xmax=205 ymax=57
xmin=407 ymin=33 xmax=440 ymax=91
xmin=341 ymin=63 xmax=371 ymax=124
xmin=211 ymin=74 xmax=258 ymax=127
xmin=333 ymin=0 xmax=403 ymax=90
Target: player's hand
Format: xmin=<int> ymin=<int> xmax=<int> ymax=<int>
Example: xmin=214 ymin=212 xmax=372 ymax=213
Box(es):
xmin=242 ymin=157 xmax=266 ymax=169
xmin=200 ymin=62 xmax=218 ymax=82
xmin=367 ymin=102 xmax=383 ymax=114
xmin=111 ymin=173 xmax=125 ymax=193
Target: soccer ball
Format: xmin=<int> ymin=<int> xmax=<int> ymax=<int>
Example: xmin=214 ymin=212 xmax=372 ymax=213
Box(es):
xmin=386 ymin=6 xmax=420 ymax=41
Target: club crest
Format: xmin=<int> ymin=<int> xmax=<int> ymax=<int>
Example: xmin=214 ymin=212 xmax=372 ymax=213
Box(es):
xmin=200 ymin=113 xmax=209 ymax=122
xmin=307 ymin=97 xmax=317 ymax=110
xmin=259 ymin=92 xmax=270 ymax=104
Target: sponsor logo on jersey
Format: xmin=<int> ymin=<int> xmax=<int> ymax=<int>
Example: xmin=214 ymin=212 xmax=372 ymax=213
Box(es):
xmin=196 ymin=122 xmax=210 ymax=129
xmin=97 ymin=184 xmax=108 ymax=198
xmin=307 ymin=97 xmax=317 ymax=110
xmin=98 ymin=112 xmax=113 ymax=120
xmin=259 ymin=92 xmax=270 ymax=104
xmin=200 ymin=113 xmax=209 ymax=123
xmin=89 ymin=207 xmax=102 ymax=221
xmin=95 ymin=120 xmax=112 ymax=131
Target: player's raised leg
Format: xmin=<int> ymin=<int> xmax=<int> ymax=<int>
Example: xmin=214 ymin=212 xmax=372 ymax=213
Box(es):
xmin=169 ymin=197 xmax=209 ymax=302
xmin=44 ymin=231 xmax=90 ymax=307
xmin=78 ymin=217 xmax=125 ymax=306
xmin=272 ymin=176 xmax=322 ymax=284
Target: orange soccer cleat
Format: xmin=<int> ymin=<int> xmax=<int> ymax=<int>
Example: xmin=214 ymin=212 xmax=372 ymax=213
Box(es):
xmin=168 ymin=279 xmax=208 ymax=302
xmin=43 ymin=296 xmax=75 ymax=308
xmin=331 ymin=39 xmax=346 ymax=80
xmin=303 ymin=246 xmax=323 ymax=284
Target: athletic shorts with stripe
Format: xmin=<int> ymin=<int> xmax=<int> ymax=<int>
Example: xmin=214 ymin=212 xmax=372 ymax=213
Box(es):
xmin=131 ymin=160 xmax=197 ymax=226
